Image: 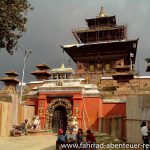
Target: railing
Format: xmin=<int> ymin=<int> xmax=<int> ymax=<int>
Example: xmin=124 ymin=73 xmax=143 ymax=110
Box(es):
xmin=72 ymin=25 xmax=126 ymax=32
xmin=74 ymin=71 xmax=116 ymax=78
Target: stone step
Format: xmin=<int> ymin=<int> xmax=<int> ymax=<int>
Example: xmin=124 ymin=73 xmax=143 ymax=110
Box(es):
xmin=27 ymin=129 xmax=50 ymax=136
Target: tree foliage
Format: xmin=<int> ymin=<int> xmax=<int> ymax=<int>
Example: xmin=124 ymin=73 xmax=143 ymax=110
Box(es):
xmin=0 ymin=0 xmax=32 ymax=54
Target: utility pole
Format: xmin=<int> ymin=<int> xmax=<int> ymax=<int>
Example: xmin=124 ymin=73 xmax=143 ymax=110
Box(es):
xmin=137 ymin=60 xmax=140 ymax=86
xmin=18 ymin=46 xmax=32 ymax=104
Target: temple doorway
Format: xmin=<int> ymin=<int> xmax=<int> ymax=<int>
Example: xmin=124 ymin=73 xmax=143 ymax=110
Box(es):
xmin=52 ymin=106 xmax=67 ymax=132
xmin=45 ymin=98 xmax=72 ymax=132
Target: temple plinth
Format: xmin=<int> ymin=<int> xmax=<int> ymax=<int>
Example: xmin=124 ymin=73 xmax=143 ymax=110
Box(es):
xmin=31 ymin=64 xmax=51 ymax=81
xmin=0 ymin=70 xmax=19 ymax=92
xmin=112 ymin=65 xmax=134 ymax=91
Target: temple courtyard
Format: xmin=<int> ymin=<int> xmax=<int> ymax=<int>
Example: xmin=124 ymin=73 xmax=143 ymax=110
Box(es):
xmin=0 ymin=134 xmax=144 ymax=150
xmin=0 ymin=134 xmax=56 ymax=150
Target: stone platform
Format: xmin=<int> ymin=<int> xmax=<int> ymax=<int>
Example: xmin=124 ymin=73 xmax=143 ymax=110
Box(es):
xmin=27 ymin=129 xmax=51 ymax=136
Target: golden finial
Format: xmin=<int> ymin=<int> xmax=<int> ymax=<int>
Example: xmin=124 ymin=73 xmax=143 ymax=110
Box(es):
xmin=99 ymin=6 xmax=107 ymax=17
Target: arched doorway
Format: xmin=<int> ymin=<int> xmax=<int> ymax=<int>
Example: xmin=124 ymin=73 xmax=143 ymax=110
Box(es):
xmin=45 ymin=98 xmax=72 ymax=132
xmin=52 ymin=106 xmax=67 ymax=132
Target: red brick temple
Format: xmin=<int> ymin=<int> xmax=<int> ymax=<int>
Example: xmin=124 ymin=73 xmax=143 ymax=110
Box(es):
xmin=28 ymin=64 xmax=102 ymax=132
xmin=27 ymin=7 xmax=138 ymax=138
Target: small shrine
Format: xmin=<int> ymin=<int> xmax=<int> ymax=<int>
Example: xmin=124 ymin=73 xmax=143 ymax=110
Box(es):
xmin=31 ymin=63 xmax=51 ymax=81
xmin=0 ymin=70 xmax=19 ymax=92
xmin=27 ymin=65 xmax=101 ymax=132
xmin=51 ymin=64 xmax=74 ymax=79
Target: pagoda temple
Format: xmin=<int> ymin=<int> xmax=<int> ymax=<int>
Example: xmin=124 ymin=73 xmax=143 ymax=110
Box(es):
xmin=62 ymin=7 xmax=138 ymax=85
xmin=26 ymin=7 xmax=140 ymax=138
xmin=0 ymin=70 xmax=19 ymax=92
xmin=31 ymin=63 xmax=51 ymax=81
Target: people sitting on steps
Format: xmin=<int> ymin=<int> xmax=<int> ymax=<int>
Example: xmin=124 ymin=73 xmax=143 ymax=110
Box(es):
xmin=56 ymin=129 xmax=67 ymax=150
xmin=76 ymin=128 xmax=84 ymax=145
xmin=67 ymin=127 xmax=76 ymax=144
xmin=85 ymin=129 xmax=96 ymax=150
xmin=55 ymin=128 xmax=97 ymax=150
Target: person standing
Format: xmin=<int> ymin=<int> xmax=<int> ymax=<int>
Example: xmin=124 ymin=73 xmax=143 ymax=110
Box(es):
xmin=141 ymin=121 xmax=149 ymax=150
xmin=147 ymin=121 xmax=150 ymax=133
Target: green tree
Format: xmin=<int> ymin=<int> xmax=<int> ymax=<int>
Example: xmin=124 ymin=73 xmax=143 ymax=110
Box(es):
xmin=0 ymin=0 xmax=33 ymax=54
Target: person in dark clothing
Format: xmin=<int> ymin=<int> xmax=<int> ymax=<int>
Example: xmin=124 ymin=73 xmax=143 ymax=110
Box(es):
xmin=12 ymin=119 xmax=28 ymax=136
xmin=85 ymin=130 xmax=96 ymax=150
xmin=18 ymin=119 xmax=28 ymax=135
xmin=76 ymin=128 xmax=83 ymax=145
xmin=86 ymin=130 xmax=96 ymax=144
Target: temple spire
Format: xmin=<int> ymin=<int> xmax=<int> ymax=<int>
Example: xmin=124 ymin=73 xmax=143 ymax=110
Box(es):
xmin=98 ymin=6 xmax=107 ymax=17
xmin=60 ymin=64 xmax=65 ymax=69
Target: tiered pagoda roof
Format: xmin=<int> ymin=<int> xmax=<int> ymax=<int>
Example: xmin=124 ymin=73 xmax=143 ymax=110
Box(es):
xmin=0 ymin=70 xmax=19 ymax=92
xmin=0 ymin=70 xmax=19 ymax=84
xmin=112 ymin=65 xmax=134 ymax=81
xmin=5 ymin=70 xmax=19 ymax=77
xmin=62 ymin=39 xmax=138 ymax=64
xmin=86 ymin=7 xmax=116 ymax=28
xmin=31 ymin=63 xmax=51 ymax=81
xmin=61 ymin=7 xmax=138 ymax=66
xmin=73 ymin=7 xmax=126 ymax=43
xmin=36 ymin=64 xmax=50 ymax=70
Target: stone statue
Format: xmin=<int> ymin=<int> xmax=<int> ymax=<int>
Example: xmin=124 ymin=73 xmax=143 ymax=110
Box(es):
xmin=68 ymin=116 xmax=78 ymax=132
xmin=31 ymin=115 xmax=40 ymax=129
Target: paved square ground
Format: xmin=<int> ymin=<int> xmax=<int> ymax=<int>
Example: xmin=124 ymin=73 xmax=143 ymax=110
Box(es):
xmin=0 ymin=134 xmax=56 ymax=150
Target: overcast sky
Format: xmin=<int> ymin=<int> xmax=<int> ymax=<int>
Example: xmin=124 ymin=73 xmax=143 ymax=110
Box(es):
xmin=0 ymin=0 xmax=150 ymax=87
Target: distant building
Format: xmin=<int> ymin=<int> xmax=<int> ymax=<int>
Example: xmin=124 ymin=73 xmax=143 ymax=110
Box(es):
xmin=31 ymin=63 xmax=51 ymax=81
xmin=0 ymin=70 xmax=19 ymax=92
